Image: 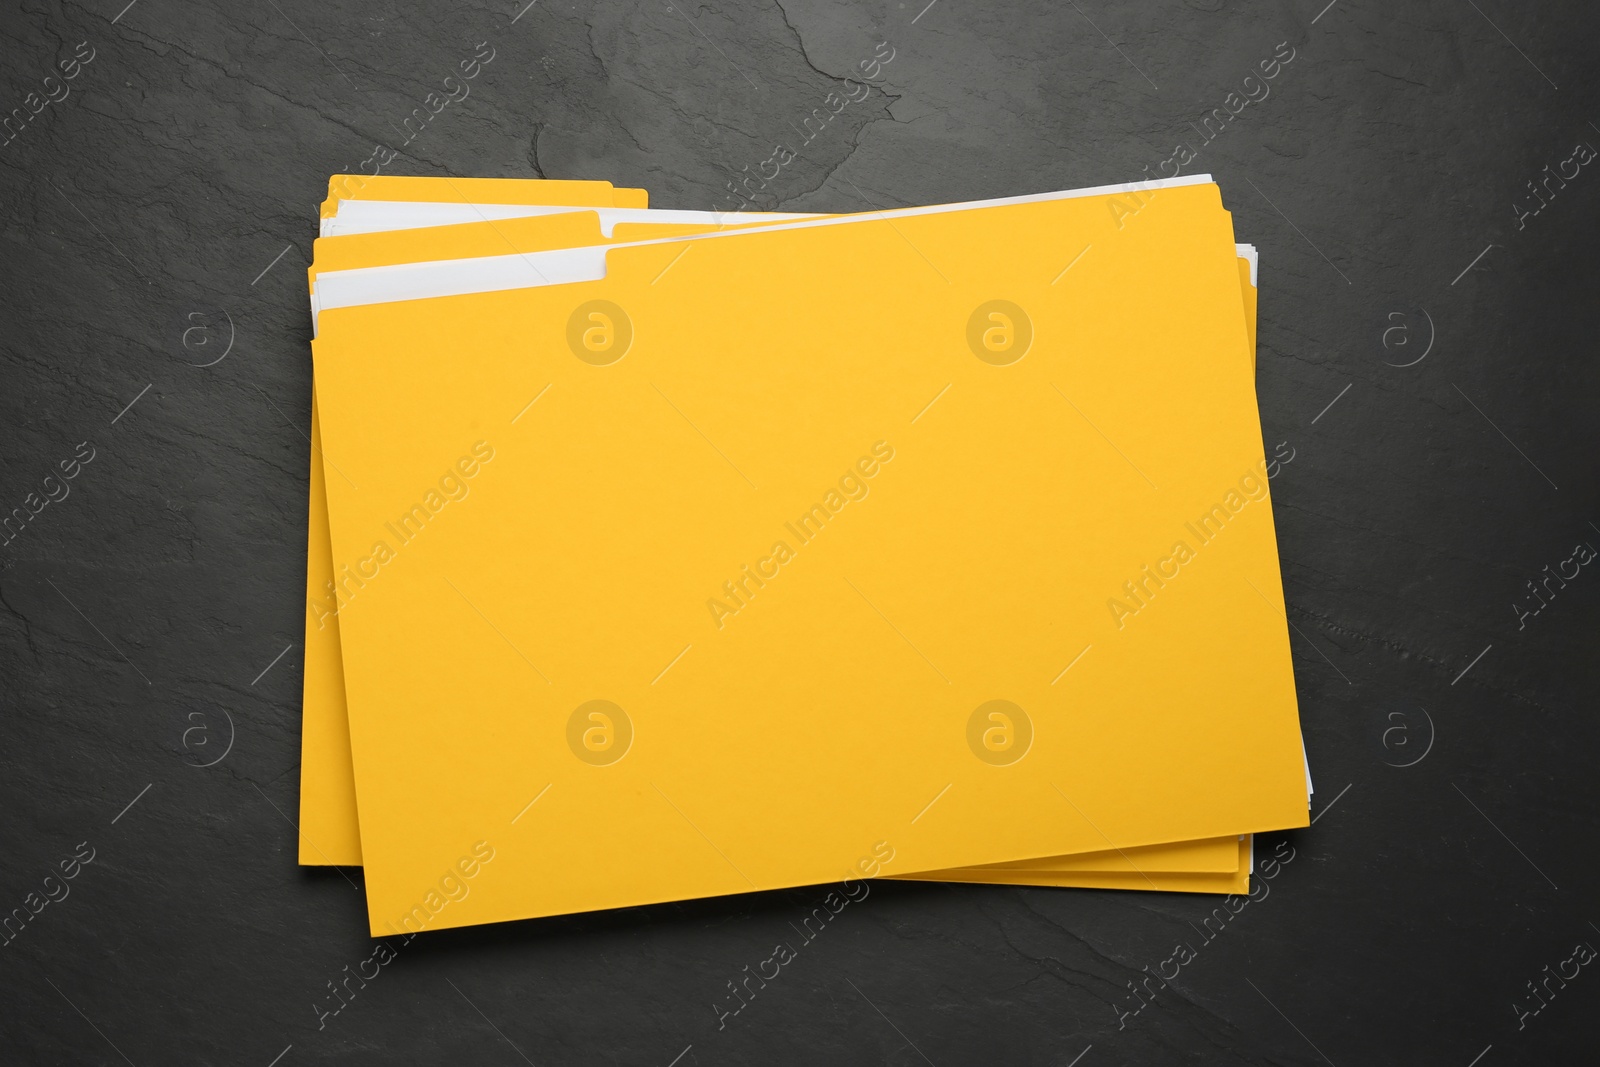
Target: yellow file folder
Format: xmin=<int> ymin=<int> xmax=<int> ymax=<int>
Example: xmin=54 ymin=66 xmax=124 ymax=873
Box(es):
xmin=310 ymin=181 xmax=1305 ymax=932
xmin=302 ymin=185 xmax=1273 ymax=897
xmin=299 ymin=182 xmax=644 ymax=864
xmin=302 ymin=187 xmax=1260 ymax=889
xmin=301 ymin=193 xmax=1261 ymax=888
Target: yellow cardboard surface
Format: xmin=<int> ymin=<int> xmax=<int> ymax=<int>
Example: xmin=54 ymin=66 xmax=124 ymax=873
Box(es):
xmin=305 ymin=199 xmax=1260 ymax=883
xmin=950 ymin=249 xmax=1261 ymax=890
xmin=302 ymin=199 xmax=1263 ymax=891
xmin=305 ymin=194 xmax=1268 ymax=892
xmin=299 ymin=393 xmax=363 ymax=864
xmin=311 ymin=183 xmax=1305 ymax=931
xmin=297 ymin=183 xmax=638 ymax=864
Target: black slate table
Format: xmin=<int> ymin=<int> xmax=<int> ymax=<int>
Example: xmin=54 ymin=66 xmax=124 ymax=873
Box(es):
xmin=1 ymin=2 xmax=1596 ymax=1064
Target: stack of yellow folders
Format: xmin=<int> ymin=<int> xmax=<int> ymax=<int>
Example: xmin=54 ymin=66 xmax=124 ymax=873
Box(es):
xmin=299 ymin=174 xmax=1311 ymax=936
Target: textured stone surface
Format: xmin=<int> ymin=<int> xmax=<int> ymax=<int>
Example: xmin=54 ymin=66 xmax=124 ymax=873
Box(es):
xmin=2 ymin=1 xmax=1597 ymax=1063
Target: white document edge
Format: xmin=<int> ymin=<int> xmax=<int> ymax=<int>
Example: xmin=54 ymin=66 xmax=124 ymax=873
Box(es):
xmin=321 ymin=202 xmax=819 ymax=238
